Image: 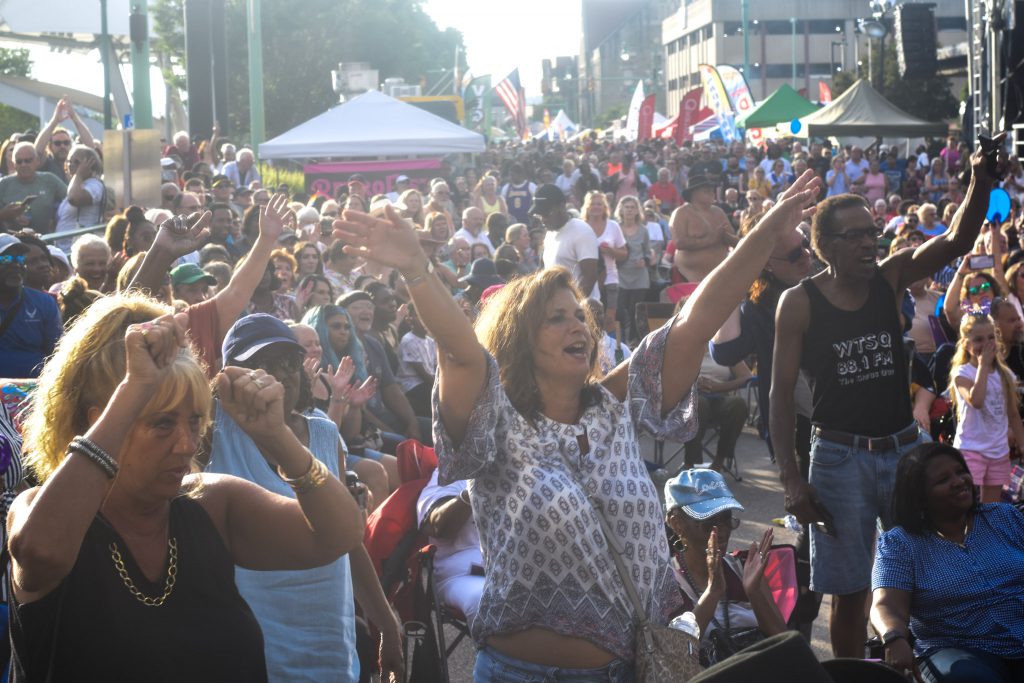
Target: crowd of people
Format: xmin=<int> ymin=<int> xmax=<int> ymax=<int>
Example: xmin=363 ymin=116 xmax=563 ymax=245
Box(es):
xmin=0 ymin=102 xmax=1022 ymax=683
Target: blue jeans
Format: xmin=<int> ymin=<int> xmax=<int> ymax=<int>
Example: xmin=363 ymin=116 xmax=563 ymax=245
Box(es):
xmin=808 ymin=428 xmax=927 ymax=595
xmin=919 ymin=647 xmax=1024 ymax=682
xmin=474 ymin=646 xmax=634 ymax=683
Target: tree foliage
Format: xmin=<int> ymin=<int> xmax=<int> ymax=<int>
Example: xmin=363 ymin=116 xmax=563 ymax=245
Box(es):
xmin=0 ymin=47 xmax=35 ymax=138
xmin=152 ymin=0 xmax=466 ymax=143
xmin=833 ymin=40 xmax=959 ymax=123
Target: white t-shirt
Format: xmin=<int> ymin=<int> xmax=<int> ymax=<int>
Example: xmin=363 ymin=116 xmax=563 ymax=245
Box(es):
xmin=396 ymin=331 xmax=437 ymax=392
xmin=452 ymin=227 xmax=494 ymax=255
xmin=555 ymin=173 xmax=574 ymax=196
xmin=953 ymin=363 xmax=1009 ymax=458
xmin=595 ymin=219 xmax=626 ymax=287
xmin=542 ymin=217 xmax=599 ymax=288
xmin=599 ymin=334 xmax=631 ymax=375
xmin=416 ymin=470 xmax=484 ymax=585
xmin=55 ymin=177 xmax=104 ymax=234
xmin=646 ymin=220 xmax=666 ymax=245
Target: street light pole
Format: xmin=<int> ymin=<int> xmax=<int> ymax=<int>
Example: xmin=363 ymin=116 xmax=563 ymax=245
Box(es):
xmin=129 ymin=1 xmax=152 ymax=128
xmin=99 ymin=0 xmax=113 ymax=129
xmin=246 ymin=0 xmax=265 ymax=149
xmin=741 ymin=0 xmax=750 ymax=78
xmin=791 ymin=18 xmax=797 ymax=89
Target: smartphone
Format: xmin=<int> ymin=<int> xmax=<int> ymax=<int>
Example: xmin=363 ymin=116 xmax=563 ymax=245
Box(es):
xmin=20 ymin=195 xmax=38 ymax=206
xmin=969 ymin=254 xmax=995 ymax=270
xmin=812 ymin=498 xmax=838 ymax=538
xmin=345 ymin=471 xmax=367 ymax=510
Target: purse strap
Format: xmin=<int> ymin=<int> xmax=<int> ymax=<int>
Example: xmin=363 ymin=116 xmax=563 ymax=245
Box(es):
xmin=557 ymin=439 xmax=651 ymax=628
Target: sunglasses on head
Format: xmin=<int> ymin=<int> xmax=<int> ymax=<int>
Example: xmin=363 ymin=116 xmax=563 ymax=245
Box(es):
xmin=968 ymin=281 xmax=992 ymax=296
xmin=770 ymin=239 xmax=810 ymax=264
xmin=827 ymin=227 xmax=882 ymax=242
xmin=0 ymin=254 xmax=26 ymax=265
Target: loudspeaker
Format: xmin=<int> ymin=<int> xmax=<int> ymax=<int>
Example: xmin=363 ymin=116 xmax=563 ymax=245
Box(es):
xmin=894 ymin=3 xmax=937 ymax=79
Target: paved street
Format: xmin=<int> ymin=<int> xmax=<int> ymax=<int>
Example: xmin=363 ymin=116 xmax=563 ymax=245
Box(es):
xmin=443 ymin=426 xmax=832 ymax=681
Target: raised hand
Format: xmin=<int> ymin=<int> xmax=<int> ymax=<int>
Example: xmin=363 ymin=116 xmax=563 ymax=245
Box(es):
xmin=327 ymin=356 xmax=357 ymax=395
xmin=705 ymin=527 xmax=727 ymax=599
xmin=394 ymin=303 xmax=409 ymax=329
xmin=124 ymin=315 xmax=187 ymax=387
xmin=754 ymin=170 xmax=821 ymax=238
xmin=302 ymin=355 xmax=320 ymax=385
xmin=294 ymin=279 xmax=315 ymax=310
xmin=971 ymin=132 xmax=1009 ymax=185
xmin=153 ymin=212 xmax=212 ymax=259
xmin=741 ymin=529 xmax=774 ymax=598
xmin=258 ymin=193 xmax=291 ymax=244
xmin=347 ymin=376 xmax=378 ymax=408
xmin=216 ymin=366 xmax=288 ymax=449
xmin=332 ymin=205 xmax=428 ymax=275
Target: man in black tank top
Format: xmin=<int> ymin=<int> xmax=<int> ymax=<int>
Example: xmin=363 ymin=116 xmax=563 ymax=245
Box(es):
xmin=769 ymin=142 xmax=1005 ymax=659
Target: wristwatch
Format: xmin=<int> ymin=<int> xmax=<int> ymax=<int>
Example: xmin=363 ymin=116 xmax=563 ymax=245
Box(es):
xmin=402 ymin=259 xmax=434 ymax=287
xmin=881 ymin=629 xmax=906 ymax=648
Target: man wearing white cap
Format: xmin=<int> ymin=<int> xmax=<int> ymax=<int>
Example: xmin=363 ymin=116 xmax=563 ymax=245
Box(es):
xmin=386 ymin=175 xmax=410 ymax=203
xmin=0 ymin=234 xmax=61 ymax=378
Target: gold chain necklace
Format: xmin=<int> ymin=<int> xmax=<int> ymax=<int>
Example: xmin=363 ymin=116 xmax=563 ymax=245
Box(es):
xmin=934 ymin=516 xmax=971 ymax=548
xmin=109 ymin=538 xmax=178 ymax=607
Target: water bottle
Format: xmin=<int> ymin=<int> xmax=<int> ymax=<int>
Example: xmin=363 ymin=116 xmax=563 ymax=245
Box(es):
xmin=772 ymin=514 xmax=803 ymax=534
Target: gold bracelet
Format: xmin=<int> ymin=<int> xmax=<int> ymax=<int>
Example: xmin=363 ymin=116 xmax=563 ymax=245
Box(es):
xmin=277 ymin=456 xmax=330 ymax=494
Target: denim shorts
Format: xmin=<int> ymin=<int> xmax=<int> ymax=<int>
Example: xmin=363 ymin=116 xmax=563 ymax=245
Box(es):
xmin=808 ymin=427 xmax=927 ymax=595
xmin=474 ymin=646 xmax=634 ymax=683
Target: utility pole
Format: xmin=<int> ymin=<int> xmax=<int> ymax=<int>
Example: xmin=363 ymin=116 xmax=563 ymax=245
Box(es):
xmin=741 ymin=0 xmax=750 ymax=79
xmin=129 ymin=1 xmax=152 ymax=128
xmin=99 ymin=0 xmax=113 ymax=129
xmin=246 ymin=0 xmax=265 ymax=149
xmin=791 ymin=18 xmax=797 ymax=89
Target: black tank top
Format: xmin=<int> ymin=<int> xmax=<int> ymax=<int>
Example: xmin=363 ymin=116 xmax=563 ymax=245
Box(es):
xmin=10 ymin=496 xmax=267 ymax=682
xmin=799 ymin=271 xmax=912 ymax=437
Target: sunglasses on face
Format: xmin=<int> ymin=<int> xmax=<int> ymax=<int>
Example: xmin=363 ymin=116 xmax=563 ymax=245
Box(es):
xmin=253 ymin=354 xmax=302 ymax=376
xmin=770 ymin=239 xmax=810 ymax=264
xmin=0 ymin=254 xmax=26 ymax=265
xmin=691 ymin=511 xmax=742 ymax=533
xmin=968 ymin=282 xmax=992 ymax=296
xmin=51 ymin=140 xmax=72 ymax=148
xmin=828 ymin=227 xmax=882 ymax=242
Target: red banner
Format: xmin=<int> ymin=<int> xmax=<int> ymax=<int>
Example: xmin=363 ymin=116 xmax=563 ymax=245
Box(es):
xmin=675 ymin=88 xmax=703 ymax=145
xmin=637 ymin=94 xmax=657 ymax=142
xmin=819 ymin=81 xmax=833 ymax=104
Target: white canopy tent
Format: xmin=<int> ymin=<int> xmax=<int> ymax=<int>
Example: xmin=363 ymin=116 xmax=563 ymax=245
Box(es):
xmin=259 ymin=90 xmax=485 ymax=159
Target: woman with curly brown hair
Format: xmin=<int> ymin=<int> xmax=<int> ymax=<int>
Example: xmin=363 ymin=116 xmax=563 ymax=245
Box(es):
xmin=334 ymin=171 xmax=822 ymax=681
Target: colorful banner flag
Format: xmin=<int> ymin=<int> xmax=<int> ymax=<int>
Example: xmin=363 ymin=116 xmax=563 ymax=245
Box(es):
xmin=637 ymin=94 xmax=656 ymax=142
xmin=819 ymin=81 xmax=833 ymax=104
xmin=625 ymin=80 xmax=646 ymax=141
xmin=698 ymin=64 xmax=733 ymax=117
xmin=675 ymin=87 xmax=703 ymax=145
xmin=715 ymin=65 xmax=756 ymax=117
xmin=495 ymin=69 xmax=527 ymax=139
xmin=463 ymin=74 xmax=492 ymax=137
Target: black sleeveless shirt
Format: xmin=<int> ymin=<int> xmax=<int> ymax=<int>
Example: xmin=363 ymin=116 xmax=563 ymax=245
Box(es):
xmin=10 ymin=496 xmax=267 ymax=682
xmin=799 ymin=271 xmax=912 ymax=437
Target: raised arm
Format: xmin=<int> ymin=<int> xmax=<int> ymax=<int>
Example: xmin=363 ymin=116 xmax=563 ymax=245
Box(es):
xmin=211 ymin=193 xmax=289 ymax=339
xmin=333 ymin=206 xmax=487 ymax=446
xmin=127 ymin=212 xmax=212 ymax=295
xmin=891 ymin=138 xmax=1008 ymax=289
xmin=8 ymin=316 xmax=185 ymax=602
xmin=65 ymin=101 xmax=96 ymax=150
xmin=66 ymin=154 xmax=97 ymax=207
xmin=34 ymin=99 xmax=66 ymax=159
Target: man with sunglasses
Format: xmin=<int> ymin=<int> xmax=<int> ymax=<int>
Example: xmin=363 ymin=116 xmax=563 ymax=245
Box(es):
xmin=0 ymin=142 xmax=67 ymax=234
xmin=34 ymin=97 xmax=95 ymax=184
xmin=0 ymin=234 xmax=61 ymax=378
xmin=770 ymin=141 xmax=1007 ymax=660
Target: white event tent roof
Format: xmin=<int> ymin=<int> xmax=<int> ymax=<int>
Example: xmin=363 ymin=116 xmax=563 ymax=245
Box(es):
xmin=259 ymin=90 xmax=485 ymax=159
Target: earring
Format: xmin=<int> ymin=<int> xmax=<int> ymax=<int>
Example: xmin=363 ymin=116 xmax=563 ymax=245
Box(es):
xmin=672 ymin=536 xmax=687 ymax=554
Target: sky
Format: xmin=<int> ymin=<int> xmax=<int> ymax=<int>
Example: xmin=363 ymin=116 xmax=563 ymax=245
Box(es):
xmin=0 ymin=0 xmax=582 ymax=122
xmin=422 ymin=0 xmax=581 ymax=98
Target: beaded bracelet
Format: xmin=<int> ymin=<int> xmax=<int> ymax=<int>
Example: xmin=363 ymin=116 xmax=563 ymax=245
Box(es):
xmin=277 ymin=456 xmax=330 ymax=495
xmin=69 ymin=436 xmax=118 ymax=479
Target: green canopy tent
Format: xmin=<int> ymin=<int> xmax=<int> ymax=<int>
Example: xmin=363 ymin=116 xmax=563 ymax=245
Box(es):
xmin=735 ymin=83 xmax=817 ymax=129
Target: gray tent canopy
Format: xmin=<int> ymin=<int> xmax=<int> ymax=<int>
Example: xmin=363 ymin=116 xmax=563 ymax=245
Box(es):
xmin=796 ymin=79 xmax=947 ymax=138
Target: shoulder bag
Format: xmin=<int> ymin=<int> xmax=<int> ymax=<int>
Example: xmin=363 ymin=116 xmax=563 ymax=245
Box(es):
xmin=560 ymin=449 xmax=702 ymax=682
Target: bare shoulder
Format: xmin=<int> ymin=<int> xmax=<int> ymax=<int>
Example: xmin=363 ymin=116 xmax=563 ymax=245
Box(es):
xmin=777 ymin=284 xmax=811 ymax=329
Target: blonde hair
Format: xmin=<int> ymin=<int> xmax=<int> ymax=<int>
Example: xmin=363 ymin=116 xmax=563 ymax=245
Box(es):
xmin=581 ymin=190 xmax=609 ymax=222
xmin=614 ymin=195 xmax=643 ymax=228
xmin=947 ymin=313 xmax=1020 ymax=419
xmin=22 ymin=293 xmax=212 ymax=483
xmin=473 ymin=267 xmax=603 ymax=421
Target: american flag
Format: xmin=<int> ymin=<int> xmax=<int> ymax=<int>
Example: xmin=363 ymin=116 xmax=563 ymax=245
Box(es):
xmin=495 ymin=69 xmax=527 ymax=139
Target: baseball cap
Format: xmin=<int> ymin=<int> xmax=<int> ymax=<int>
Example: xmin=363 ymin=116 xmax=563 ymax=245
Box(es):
xmin=47 ymin=245 xmax=71 ymax=271
xmin=211 ymin=174 xmax=232 ymax=189
xmin=222 ymin=314 xmax=305 ymax=364
xmin=170 ymin=263 xmax=218 ymax=288
xmin=395 ymin=175 xmax=410 ymax=183
xmin=664 ymin=469 xmax=744 ymax=520
xmin=0 ymin=234 xmax=29 ymax=256
xmin=529 ymin=184 xmax=566 ymax=215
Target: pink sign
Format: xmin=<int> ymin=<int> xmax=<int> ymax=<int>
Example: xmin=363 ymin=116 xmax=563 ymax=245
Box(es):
xmin=304 ymin=158 xmax=442 ymax=198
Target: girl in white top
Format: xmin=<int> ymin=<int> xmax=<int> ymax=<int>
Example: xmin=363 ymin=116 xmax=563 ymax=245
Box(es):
xmin=55 ymin=145 xmax=104 ymax=235
xmin=950 ymin=313 xmax=1024 ymax=502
